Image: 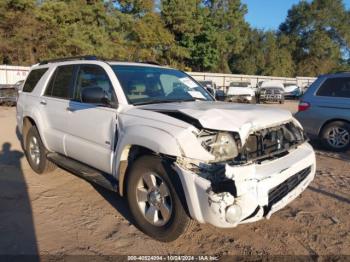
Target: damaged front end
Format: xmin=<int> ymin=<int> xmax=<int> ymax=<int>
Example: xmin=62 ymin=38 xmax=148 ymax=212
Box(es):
xmin=175 ymin=121 xmax=316 ymax=228
xmin=197 ymin=121 xmax=306 ymax=165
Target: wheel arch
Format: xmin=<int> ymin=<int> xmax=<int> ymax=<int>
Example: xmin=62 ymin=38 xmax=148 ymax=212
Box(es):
xmin=114 ymin=126 xmax=183 ymax=196
xmin=21 ymin=113 xmax=50 ymax=151
xmin=117 ymin=143 xmax=179 ymax=197
xmin=22 ymin=116 xmax=36 ymax=150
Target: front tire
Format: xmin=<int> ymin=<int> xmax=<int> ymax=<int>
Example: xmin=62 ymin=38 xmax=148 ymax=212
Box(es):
xmin=321 ymin=121 xmax=350 ymax=152
xmin=24 ymin=126 xmax=56 ymax=174
xmin=126 ymin=155 xmax=192 ymax=242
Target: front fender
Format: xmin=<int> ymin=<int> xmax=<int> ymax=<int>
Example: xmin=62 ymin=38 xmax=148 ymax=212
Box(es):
xmin=117 ymin=125 xmax=183 ymax=159
xmin=113 ymin=124 xmax=215 ymax=196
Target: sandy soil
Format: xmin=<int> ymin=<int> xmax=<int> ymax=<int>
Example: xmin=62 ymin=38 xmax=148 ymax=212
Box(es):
xmin=0 ymin=104 xmax=349 ymax=257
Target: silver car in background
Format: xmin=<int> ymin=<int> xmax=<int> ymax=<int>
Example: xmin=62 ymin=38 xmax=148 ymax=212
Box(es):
xmin=295 ymin=72 xmax=350 ymax=151
xmin=257 ymin=81 xmax=285 ymax=104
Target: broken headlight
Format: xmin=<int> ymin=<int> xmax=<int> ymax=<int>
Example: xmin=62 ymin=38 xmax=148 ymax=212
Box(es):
xmin=198 ymin=130 xmax=239 ymax=162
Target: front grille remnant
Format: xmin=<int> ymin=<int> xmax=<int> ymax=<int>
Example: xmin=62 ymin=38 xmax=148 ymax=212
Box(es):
xmin=266 ymin=166 xmax=311 ymax=212
xmin=236 ymin=121 xmax=305 ymax=163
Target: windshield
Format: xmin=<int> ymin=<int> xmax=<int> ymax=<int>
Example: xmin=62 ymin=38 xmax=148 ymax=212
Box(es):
xmin=112 ymin=65 xmax=214 ymax=105
xmin=230 ymin=82 xmax=250 ymax=87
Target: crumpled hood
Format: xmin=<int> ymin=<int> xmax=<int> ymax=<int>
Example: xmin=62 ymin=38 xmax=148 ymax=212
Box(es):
xmin=139 ymin=101 xmax=293 ymax=142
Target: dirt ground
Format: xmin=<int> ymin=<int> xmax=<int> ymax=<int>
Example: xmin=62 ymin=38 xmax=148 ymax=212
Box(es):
xmin=0 ymin=102 xmax=349 ymax=258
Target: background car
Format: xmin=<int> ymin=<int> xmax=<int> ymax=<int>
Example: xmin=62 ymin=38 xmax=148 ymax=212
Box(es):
xmin=257 ymin=81 xmax=285 ymax=104
xmin=198 ymin=80 xmax=216 ymax=98
xmin=0 ymin=84 xmax=18 ymax=106
xmin=215 ymin=89 xmax=226 ymax=101
xmin=295 ymin=72 xmax=350 ymax=151
xmin=283 ymin=83 xmax=302 ymax=99
xmin=226 ymin=81 xmax=255 ymax=103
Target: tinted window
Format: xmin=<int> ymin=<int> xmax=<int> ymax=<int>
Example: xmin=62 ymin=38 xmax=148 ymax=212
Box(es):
xmin=23 ymin=68 xmax=48 ymax=93
xmin=45 ymin=65 xmax=75 ymax=99
xmin=75 ymin=65 xmax=115 ymax=103
xmin=317 ymin=77 xmax=350 ymax=98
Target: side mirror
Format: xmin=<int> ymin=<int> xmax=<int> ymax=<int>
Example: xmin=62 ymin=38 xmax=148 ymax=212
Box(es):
xmin=81 ymin=87 xmax=109 ymax=105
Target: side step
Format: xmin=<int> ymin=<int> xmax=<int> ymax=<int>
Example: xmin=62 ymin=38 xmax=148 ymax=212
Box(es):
xmin=47 ymin=153 xmax=118 ymax=192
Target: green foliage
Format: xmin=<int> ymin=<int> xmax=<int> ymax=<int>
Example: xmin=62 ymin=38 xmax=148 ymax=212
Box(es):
xmin=0 ymin=0 xmax=349 ymax=76
xmin=279 ymin=0 xmax=350 ymax=76
xmin=230 ymin=30 xmax=295 ymax=77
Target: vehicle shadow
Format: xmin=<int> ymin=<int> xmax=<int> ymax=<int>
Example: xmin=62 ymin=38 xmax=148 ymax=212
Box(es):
xmin=0 ymin=142 xmax=39 ymax=259
xmin=308 ymin=186 xmax=350 ymax=205
xmin=15 ymin=125 xmax=137 ymax=250
xmin=309 ymin=140 xmax=350 ymax=161
xmin=90 ymin=183 xmax=136 ymax=225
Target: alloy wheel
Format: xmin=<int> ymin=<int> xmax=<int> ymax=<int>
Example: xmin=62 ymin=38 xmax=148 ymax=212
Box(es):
xmin=136 ymin=172 xmax=173 ymax=226
xmin=327 ymin=127 xmax=350 ymax=149
xmin=29 ymin=136 xmax=41 ymax=166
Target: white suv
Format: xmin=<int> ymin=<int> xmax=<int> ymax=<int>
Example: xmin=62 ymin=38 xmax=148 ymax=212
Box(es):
xmin=17 ymin=56 xmax=316 ymax=242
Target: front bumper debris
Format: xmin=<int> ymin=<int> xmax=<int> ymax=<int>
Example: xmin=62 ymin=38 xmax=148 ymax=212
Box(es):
xmin=174 ymin=142 xmax=316 ymax=228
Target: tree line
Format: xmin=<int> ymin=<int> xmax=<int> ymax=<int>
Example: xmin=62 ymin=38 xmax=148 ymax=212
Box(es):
xmin=0 ymin=0 xmax=349 ymax=77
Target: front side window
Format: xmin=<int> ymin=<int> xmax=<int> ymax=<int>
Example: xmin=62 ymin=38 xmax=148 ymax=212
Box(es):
xmin=75 ymin=65 xmax=116 ymax=104
xmin=317 ymin=77 xmax=350 ymax=98
xmin=45 ymin=65 xmax=75 ymax=99
xmin=112 ymin=65 xmax=213 ymax=105
xmin=23 ymin=68 xmax=48 ymax=93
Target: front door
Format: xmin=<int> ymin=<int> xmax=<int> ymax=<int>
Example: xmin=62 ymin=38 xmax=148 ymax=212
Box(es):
xmin=64 ymin=64 xmax=118 ymax=174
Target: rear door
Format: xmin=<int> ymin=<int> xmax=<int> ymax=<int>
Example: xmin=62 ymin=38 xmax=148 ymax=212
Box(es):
xmin=303 ymin=76 xmax=350 ymax=134
xmin=64 ymin=64 xmax=118 ymax=174
xmin=313 ymin=76 xmax=350 ymax=118
xmin=41 ymin=65 xmax=76 ymax=154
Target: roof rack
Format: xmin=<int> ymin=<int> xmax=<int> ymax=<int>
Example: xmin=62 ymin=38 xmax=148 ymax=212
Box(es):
xmin=39 ymin=55 xmax=98 ymax=65
xmin=38 ymin=56 xmax=163 ymax=66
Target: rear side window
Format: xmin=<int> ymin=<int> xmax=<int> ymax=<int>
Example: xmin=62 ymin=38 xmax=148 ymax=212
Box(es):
xmin=23 ymin=68 xmax=48 ymax=93
xmin=316 ymin=77 xmax=350 ymax=98
xmin=45 ymin=65 xmax=75 ymax=99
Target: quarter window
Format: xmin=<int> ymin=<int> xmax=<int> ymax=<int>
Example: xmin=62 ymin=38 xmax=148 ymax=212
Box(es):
xmin=23 ymin=68 xmax=48 ymax=93
xmin=317 ymin=77 xmax=350 ymax=98
xmin=75 ymin=65 xmax=116 ymax=103
xmin=45 ymin=65 xmax=75 ymax=99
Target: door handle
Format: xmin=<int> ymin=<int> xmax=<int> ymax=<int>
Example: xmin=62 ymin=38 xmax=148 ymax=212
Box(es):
xmin=40 ymin=100 xmax=47 ymax=105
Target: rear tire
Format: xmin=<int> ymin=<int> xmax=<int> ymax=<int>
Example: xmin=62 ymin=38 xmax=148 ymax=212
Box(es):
xmin=320 ymin=121 xmax=350 ymax=152
xmin=24 ymin=126 xmax=56 ymax=174
xmin=126 ymin=155 xmax=192 ymax=242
